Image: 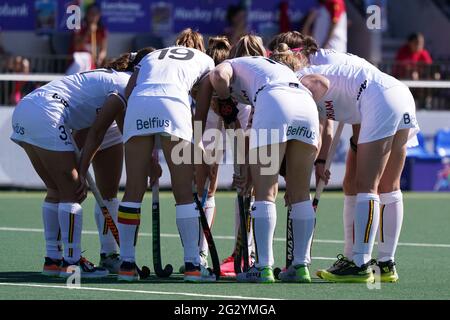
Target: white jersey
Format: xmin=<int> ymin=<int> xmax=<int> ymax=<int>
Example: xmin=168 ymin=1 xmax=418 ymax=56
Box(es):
xmin=298 ymin=64 xmax=403 ymax=124
xmin=227 ymin=56 xmax=302 ymax=105
xmin=25 ymin=69 xmax=130 ymax=130
xmin=132 ymin=46 xmax=215 ymax=107
xmin=310 ymin=49 xmax=377 ymax=71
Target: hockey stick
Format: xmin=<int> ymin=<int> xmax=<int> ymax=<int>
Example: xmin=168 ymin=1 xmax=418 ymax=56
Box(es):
xmin=193 ymin=178 xmax=221 ymax=280
xmin=151 ymin=147 xmax=173 ymax=278
xmin=70 ymin=133 xmax=150 ymax=279
xmin=228 ymin=123 xmax=250 ymax=274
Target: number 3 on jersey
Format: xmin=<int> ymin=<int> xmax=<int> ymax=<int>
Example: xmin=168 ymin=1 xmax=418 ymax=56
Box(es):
xmin=158 ymin=48 xmax=194 ymax=61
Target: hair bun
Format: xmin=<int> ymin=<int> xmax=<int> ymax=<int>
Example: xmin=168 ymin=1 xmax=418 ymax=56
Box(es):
xmin=274 ymin=43 xmax=291 ymax=54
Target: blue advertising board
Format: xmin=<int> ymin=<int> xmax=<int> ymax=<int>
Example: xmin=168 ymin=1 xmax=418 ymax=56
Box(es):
xmin=0 ymin=0 xmax=318 ymax=34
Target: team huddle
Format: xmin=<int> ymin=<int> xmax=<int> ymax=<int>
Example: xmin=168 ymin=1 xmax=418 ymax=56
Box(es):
xmin=10 ymin=29 xmax=419 ymax=284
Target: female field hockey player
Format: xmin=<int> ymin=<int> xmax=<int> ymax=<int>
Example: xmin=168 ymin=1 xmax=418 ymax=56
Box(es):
xmin=10 ymin=48 xmax=152 ymax=278
xmin=298 ymin=62 xmax=419 ymax=283
xmin=202 ymin=34 xmax=266 ymax=277
xmin=98 ymin=29 xmax=218 ymax=282
xmin=207 ymin=45 xmax=328 ymax=283
xmin=271 ymin=32 xmax=406 ymax=282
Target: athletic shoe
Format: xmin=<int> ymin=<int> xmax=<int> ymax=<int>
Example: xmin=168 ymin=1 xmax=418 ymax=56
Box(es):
xmin=376 ymin=260 xmax=399 ymax=283
xmin=316 ymin=254 xmax=352 ymax=279
xmin=279 ymin=264 xmax=311 ymax=283
xmin=320 ymin=259 xmax=374 ymax=283
xmin=179 ymin=252 xmax=209 ymax=274
xmin=236 ymin=266 xmax=275 ymax=283
xmin=42 ymin=257 xmax=62 ymax=277
xmin=219 ymin=254 xmax=236 ymax=278
xmin=59 ymin=257 xmax=109 ymax=279
xmin=184 ymin=262 xmax=216 ymax=282
xmin=99 ymin=253 xmax=121 ymax=274
xmin=118 ymin=261 xmax=140 ymax=282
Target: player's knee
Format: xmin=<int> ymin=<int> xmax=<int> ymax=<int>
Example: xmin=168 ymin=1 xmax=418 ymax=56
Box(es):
xmin=356 ymin=177 xmax=377 ymax=194
xmin=343 ymin=174 xmax=357 ymax=195
xmin=378 ymin=181 xmax=400 ymax=194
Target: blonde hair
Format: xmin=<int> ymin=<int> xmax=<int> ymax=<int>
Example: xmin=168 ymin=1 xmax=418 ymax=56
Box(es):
xmin=230 ymin=34 xmax=266 ymax=58
xmin=175 ymin=28 xmax=205 ymax=52
xmin=269 ymin=31 xmax=319 ymax=59
xmin=269 ymin=43 xmax=305 ymax=71
xmin=206 ymin=36 xmax=231 ymax=65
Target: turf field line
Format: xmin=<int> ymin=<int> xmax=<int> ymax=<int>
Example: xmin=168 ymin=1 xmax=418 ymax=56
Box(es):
xmin=0 ymin=282 xmax=281 ymax=300
xmin=2 ymin=226 xmax=450 ymax=248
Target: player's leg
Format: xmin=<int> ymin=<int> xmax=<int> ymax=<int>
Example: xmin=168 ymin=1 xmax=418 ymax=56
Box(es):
xmin=161 ymin=136 xmax=215 ymax=282
xmin=376 ymin=129 xmax=409 ymax=283
xmin=21 ymin=143 xmax=62 ymax=276
xmin=92 ymin=142 xmax=123 ymax=273
xmin=117 ymin=135 xmax=154 ymax=281
xmin=342 ymin=125 xmax=360 ymax=260
xmin=279 ymin=140 xmax=316 ymax=283
xmin=30 ymin=144 xmax=108 ymax=278
xmin=236 ymin=142 xmax=286 ymax=283
xmin=321 ymin=136 xmax=393 ymax=283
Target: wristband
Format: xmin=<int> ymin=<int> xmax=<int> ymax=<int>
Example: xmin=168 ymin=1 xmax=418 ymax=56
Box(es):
xmin=314 ymin=159 xmax=326 ymax=166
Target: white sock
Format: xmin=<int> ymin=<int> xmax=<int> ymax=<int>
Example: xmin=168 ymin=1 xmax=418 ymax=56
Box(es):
xmin=252 ymin=201 xmax=276 ymax=268
xmin=353 ymin=193 xmax=380 ymax=267
xmin=118 ymin=202 xmax=141 ymax=262
xmin=42 ymin=202 xmax=62 ymax=260
xmin=176 ymin=202 xmax=200 ymax=265
xmin=199 ymin=197 xmax=215 ymax=256
xmin=378 ymin=190 xmax=403 ymax=262
xmin=95 ymin=198 xmax=119 ymax=254
xmin=58 ymin=203 xmax=83 ymax=264
xmin=291 ymin=200 xmax=315 ymax=266
xmin=343 ymin=195 xmax=356 ymax=259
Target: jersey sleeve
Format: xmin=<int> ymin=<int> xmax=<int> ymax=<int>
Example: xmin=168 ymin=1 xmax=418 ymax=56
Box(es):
xmin=107 ymin=72 xmax=130 ymax=107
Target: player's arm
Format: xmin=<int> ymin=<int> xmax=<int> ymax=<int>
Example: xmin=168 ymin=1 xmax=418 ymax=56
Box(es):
xmin=78 ymin=95 xmax=125 ymax=180
xmin=194 ymin=74 xmax=214 ymax=135
xmin=125 ymin=68 xmax=139 ymax=100
xmin=316 ymin=119 xmax=333 ymax=185
xmin=300 ymin=74 xmax=330 ymax=102
xmin=209 ymin=62 xmax=239 ymax=125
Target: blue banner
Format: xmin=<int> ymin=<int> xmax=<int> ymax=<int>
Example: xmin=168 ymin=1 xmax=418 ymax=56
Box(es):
xmin=0 ymin=0 xmax=318 ymax=34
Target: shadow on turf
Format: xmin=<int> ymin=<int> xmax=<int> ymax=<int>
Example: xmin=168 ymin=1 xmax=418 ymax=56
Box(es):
xmin=0 ymin=272 xmax=240 ymax=284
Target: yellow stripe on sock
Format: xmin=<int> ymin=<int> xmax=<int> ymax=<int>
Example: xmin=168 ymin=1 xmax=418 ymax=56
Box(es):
xmin=364 ymin=200 xmax=374 ymax=243
xmin=252 ymin=218 xmax=258 ymax=263
xmin=380 ymin=204 xmax=385 ymax=243
xmin=118 ymin=212 xmax=140 ymax=220
xmin=68 ymin=213 xmax=74 ymax=243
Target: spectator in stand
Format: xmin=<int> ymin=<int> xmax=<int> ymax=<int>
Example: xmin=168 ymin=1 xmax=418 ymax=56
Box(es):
xmin=224 ymin=4 xmax=248 ymax=45
xmin=302 ymin=0 xmax=347 ymax=52
xmin=72 ymin=3 xmax=108 ymax=69
xmin=8 ymin=56 xmax=38 ymax=105
xmin=394 ymin=33 xmax=434 ymax=80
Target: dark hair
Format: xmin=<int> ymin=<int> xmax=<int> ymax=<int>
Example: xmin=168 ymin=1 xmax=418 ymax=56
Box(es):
xmin=206 ymin=36 xmax=231 ymax=65
xmin=408 ymin=32 xmax=424 ymax=42
xmin=226 ymin=4 xmax=246 ymax=24
xmin=106 ymin=47 xmax=155 ymax=72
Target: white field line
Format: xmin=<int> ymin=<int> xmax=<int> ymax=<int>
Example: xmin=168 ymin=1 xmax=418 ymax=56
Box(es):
xmin=1 ymin=226 xmax=450 ymax=249
xmin=0 ymin=282 xmax=279 ymax=300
